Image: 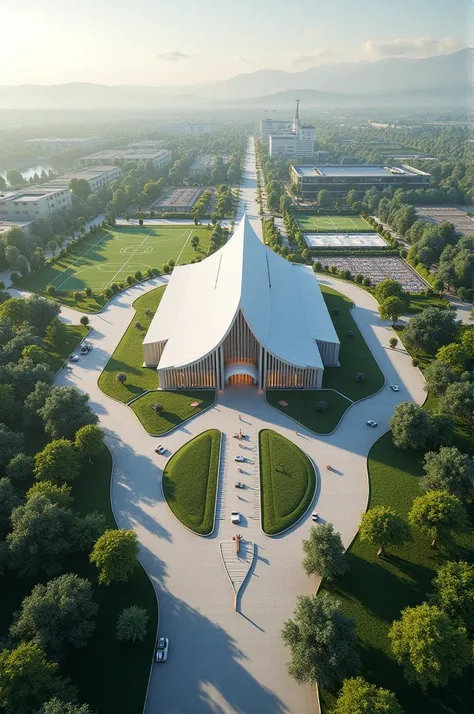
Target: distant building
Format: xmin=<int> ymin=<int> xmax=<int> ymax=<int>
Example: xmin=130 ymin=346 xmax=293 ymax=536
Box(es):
xmin=42 ymin=165 xmax=121 ymax=192
xmin=266 ymin=101 xmax=315 ymax=158
xmin=0 ymin=187 xmax=72 ymax=221
xmin=80 ymin=149 xmax=172 ymax=169
xmin=153 ymin=187 xmax=203 ymax=213
xmin=260 ymin=119 xmax=293 ymax=142
xmin=170 ymin=123 xmax=214 ymax=135
xmin=189 ymin=154 xmax=231 ymax=180
xmin=290 ymin=164 xmax=431 ymax=200
xmin=0 ymin=220 xmax=35 ymax=236
xmin=128 ymin=140 xmax=164 ymax=150
xmin=22 ymin=137 xmax=103 ymax=154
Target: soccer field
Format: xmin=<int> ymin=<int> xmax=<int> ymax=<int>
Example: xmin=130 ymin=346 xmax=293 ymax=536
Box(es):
xmin=22 ymin=226 xmax=211 ymax=293
xmin=295 ymin=213 xmax=375 ymax=233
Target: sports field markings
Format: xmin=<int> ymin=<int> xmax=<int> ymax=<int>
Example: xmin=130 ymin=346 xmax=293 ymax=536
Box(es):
xmin=53 ymin=232 xmax=111 ymax=288
xmin=175 ymin=230 xmax=193 ymax=265
xmin=104 ymin=230 xmax=154 ymax=289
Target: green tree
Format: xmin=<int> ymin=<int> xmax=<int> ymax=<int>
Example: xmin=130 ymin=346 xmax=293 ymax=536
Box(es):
xmin=37 ymin=699 xmax=94 ymax=714
xmin=423 ymin=360 xmax=459 ymax=398
xmin=438 ymin=381 xmax=473 ymax=422
xmin=402 ymin=307 xmax=460 ymax=355
xmin=24 ymin=381 xmax=53 ymax=426
xmin=116 ymin=605 xmax=149 ymax=643
xmin=389 ymin=603 xmax=470 ymax=690
xmin=409 ymin=489 xmax=467 ymax=549
xmin=90 ymin=529 xmax=139 ymax=585
xmin=0 ymin=384 xmax=18 ymax=423
xmin=80 ymin=316 xmax=89 ymax=327
xmin=378 ymin=296 xmax=406 ymax=325
xmin=5 ymin=453 xmax=34 ymax=484
xmin=389 ymin=402 xmax=435 ymax=450
xmin=69 ymin=178 xmax=90 ymax=201
xmin=25 ymin=295 xmax=60 ymax=336
xmin=0 ymin=642 xmax=75 ymax=714
xmin=39 ymin=386 xmax=98 ymax=440
xmin=191 ymin=236 xmax=200 ymax=250
xmin=374 ymin=279 xmax=405 ymax=304
xmin=10 ymin=574 xmax=97 ymax=659
xmin=20 ymin=345 xmax=49 ymax=367
xmin=436 ymin=343 xmax=468 ymax=372
xmin=34 ymin=439 xmax=81 ymax=484
xmin=116 ymin=372 xmax=127 ymax=385
xmin=301 ymin=523 xmax=348 ymax=581
xmin=282 ymin=592 xmax=359 ymax=690
xmin=430 ymin=561 xmax=474 ymax=631
xmin=331 ymin=677 xmax=404 ymax=714
xmin=26 ymin=481 xmax=73 ymax=508
xmin=421 ymin=447 xmax=474 ymax=500
xmin=74 ymin=424 xmax=104 ymax=463
xmin=0 ymin=478 xmax=20 ymax=537
xmin=359 ymin=506 xmax=410 ymax=558
xmin=0 ymin=424 xmax=24 ymax=468
xmin=6 ymin=169 xmax=26 ymax=187
xmin=318 ymin=189 xmax=331 ymax=208
xmin=45 ymin=318 xmax=68 ymax=346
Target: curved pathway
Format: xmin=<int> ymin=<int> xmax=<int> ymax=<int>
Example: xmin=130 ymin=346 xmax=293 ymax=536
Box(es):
xmin=26 ymin=140 xmax=426 ymax=713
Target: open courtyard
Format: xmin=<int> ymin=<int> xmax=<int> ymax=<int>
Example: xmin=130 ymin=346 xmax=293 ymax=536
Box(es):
xmin=19 ymin=225 xmax=211 ymax=294
xmin=295 ymin=213 xmax=375 ymax=233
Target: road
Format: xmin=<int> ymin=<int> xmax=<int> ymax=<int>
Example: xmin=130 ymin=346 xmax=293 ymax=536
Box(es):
xmin=31 ymin=137 xmax=426 ymax=714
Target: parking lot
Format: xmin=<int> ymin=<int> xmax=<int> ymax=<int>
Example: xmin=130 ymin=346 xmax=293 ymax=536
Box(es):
xmin=316 ymin=256 xmax=427 ymax=292
xmin=415 ymin=206 xmax=474 ymax=236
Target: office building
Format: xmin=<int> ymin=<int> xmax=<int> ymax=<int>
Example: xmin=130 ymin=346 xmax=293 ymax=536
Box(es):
xmin=266 ymin=101 xmax=315 ymax=158
xmin=42 ymin=166 xmax=121 ymax=192
xmin=80 ymin=149 xmax=172 ymax=169
xmin=0 ymin=187 xmax=72 ymax=221
xmin=22 ymin=137 xmax=103 ymax=154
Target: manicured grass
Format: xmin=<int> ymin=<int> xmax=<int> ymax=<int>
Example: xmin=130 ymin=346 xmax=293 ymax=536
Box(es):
xmin=267 ymin=286 xmax=384 ymax=433
xmin=131 ymin=390 xmax=215 ymax=435
xmin=163 ymin=429 xmax=221 ymax=535
xmin=259 ymin=429 xmax=316 ymax=535
xmin=319 ymin=433 xmax=474 ymax=714
xmin=266 ymin=389 xmax=352 ymax=434
xmin=295 ymin=213 xmax=375 ymax=233
xmin=98 ymin=286 xmax=166 ymax=402
xmin=0 ymin=444 xmax=157 ymax=714
xmin=43 ymin=324 xmax=89 ymax=372
xmin=405 ymin=293 xmax=447 ymax=315
xmin=18 ymin=226 xmax=211 ymax=296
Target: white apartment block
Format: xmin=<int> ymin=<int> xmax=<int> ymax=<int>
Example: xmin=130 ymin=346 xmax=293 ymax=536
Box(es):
xmin=260 ymin=119 xmax=293 ymax=142
xmin=22 ymin=137 xmax=103 ymax=154
xmin=42 ymin=165 xmax=121 ymax=192
xmin=0 ymin=187 xmax=72 ymax=221
xmin=0 ymin=220 xmax=35 ymax=236
xmin=266 ymin=101 xmax=315 ymax=158
xmin=80 ymin=149 xmax=172 ymax=169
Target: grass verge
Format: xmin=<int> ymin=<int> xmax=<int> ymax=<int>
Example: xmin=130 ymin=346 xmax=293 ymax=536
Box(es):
xmin=266 ymin=389 xmax=352 ymax=434
xmin=163 ymin=429 xmax=221 ymax=535
xmin=320 ymin=433 xmax=474 ymax=714
xmin=131 ymin=390 xmax=215 ymax=435
xmin=259 ymin=429 xmax=316 ymax=535
xmin=98 ymin=286 xmax=165 ymax=402
xmin=44 ymin=324 xmax=89 ymax=372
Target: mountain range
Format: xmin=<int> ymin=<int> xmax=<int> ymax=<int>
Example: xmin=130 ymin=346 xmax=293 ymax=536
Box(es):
xmin=0 ymin=49 xmax=469 ymax=110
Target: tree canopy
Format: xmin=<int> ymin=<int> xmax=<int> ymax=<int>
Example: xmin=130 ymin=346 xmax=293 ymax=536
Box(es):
xmin=38 ymin=387 xmax=98 ymax=440
xmin=90 ymin=529 xmax=139 ymax=585
xmin=402 ymin=307 xmax=460 ymax=355
xmin=408 ymin=489 xmax=467 ymax=548
xmin=331 ymin=676 xmax=404 ymax=714
xmin=389 ymin=402 xmax=434 ymax=451
xmin=359 ymin=506 xmax=410 ymax=557
xmin=430 ymin=561 xmax=474 ymax=631
xmin=421 ymin=447 xmax=474 ymax=500
xmin=34 ymin=439 xmax=81 ymax=484
xmin=301 ymin=523 xmax=348 ymax=581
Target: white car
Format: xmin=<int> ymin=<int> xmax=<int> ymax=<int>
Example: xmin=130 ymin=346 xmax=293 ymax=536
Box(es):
xmin=231 ymin=512 xmax=241 ymax=524
xmin=367 ymin=420 xmax=378 ymax=427
xmin=311 ymin=511 xmax=319 ymax=522
xmin=234 ymin=455 xmax=245 ymax=462
xmin=155 ymin=445 xmax=165 ymax=455
xmin=390 ymin=384 xmax=400 ymax=392
xmin=80 ymin=341 xmax=93 ymax=355
xmin=68 ymin=354 xmax=79 ymax=362
xmin=155 ymin=637 xmax=169 ymax=663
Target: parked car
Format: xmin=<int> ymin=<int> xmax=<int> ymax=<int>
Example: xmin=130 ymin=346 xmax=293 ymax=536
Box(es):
xmin=235 ymin=481 xmax=244 ymax=489
xmin=367 ymin=419 xmax=378 ymax=427
xmin=390 ymin=384 xmax=400 ymax=392
xmin=234 ymin=455 xmax=245 ymax=462
xmin=80 ymin=341 xmax=93 ymax=354
xmin=231 ymin=512 xmax=241 ymax=524
xmin=155 ymin=445 xmax=165 ymax=455
xmin=68 ymin=354 xmax=79 ymax=362
xmin=155 ymin=637 xmax=169 ymax=663
xmin=311 ymin=512 xmax=319 ymax=522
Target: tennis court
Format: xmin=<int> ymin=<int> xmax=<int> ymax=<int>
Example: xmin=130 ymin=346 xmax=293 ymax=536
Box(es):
xmin=21 ymin=226 xmax=211 ymax=293
xmin=296 ymin=213 xmax=375 ymax=233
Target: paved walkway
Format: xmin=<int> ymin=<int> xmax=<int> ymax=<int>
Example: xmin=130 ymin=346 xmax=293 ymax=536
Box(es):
xmin=18 ymin=139 xmax=426 ymax=713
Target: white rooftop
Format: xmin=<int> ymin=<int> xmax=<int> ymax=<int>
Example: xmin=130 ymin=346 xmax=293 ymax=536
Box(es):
xmin=144 ymin=215 xmax=339 ymax=371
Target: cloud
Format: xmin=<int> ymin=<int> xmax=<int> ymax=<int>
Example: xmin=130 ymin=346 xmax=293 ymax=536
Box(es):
xmin=289 ymin=48 xmax=332 ymax=65
xmin=360 ymin=36 xmax=462 ymax=60
xmin=157 ymin=50 xmax=190 ymax=62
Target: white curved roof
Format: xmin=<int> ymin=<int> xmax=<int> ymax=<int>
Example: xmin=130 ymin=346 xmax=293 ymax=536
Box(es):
xmin=143 ymin=215 xmax=339 ymax=371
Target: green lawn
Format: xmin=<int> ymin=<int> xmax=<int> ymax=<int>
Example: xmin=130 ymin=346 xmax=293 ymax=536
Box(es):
xmin=98 ymin=286 xmax=166 ymax=402
xmin=259 ymin=429 xmax=316 ymax=535
xmin=131 ymin=390 xmax=215 ymax=435
xmin=320 ymin=433 xmax=474 ymax=714
xmin=405 ymin=293 xmax=448 ymax=315
xmin=267 ymin=286 xmax=384 ymax=433
xmin=162 ymin=429 xmax=221 ymax=535
xmin=43 ymin=324 xmax=89 ymax=372
xmin=0 ymin=444 xmax=157 ymax=714
xmin=18 ymin=226 xmax=211 ymax=297
xmin=295 ymin=213 xmax=375 ymax=233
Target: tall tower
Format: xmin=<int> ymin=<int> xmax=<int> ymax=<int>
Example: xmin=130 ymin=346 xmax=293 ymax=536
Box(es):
xmin=293 ymin=98 xmax=300 ymax=136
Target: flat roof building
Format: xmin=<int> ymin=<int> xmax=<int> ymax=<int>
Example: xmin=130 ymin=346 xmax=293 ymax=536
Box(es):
xmin=266 ymin=101 xmax=315 ymax=158
xmin=142 ymin=215 xmax=339 ymax=390
xmin=153 ymin=187 xmax=203 ymax=213
xmin=0 ymin=187 xmax=72 ymax=221
xmin=42 ymin=165 xmax=121 ymax=192
xmin=128 ymin=140 xmax=164 ymax=150
xmin=189 ymin=154 xmax=231 ymax=179
xmin=290 ymin=163 xmax=431 ymax=198
xmin=260 ymin=119 xmax=293 ymax=142
xmin=22 ymin=137 xmax=103 ymax=154
xmin=80 ymin=149 xmax=172 ymax=169
xmin=0 ymin=220 xmax=35 ymax=236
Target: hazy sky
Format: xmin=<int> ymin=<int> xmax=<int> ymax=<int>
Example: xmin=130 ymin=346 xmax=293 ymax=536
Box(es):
xmin=2 ymin=0 xmax=470 ymax=86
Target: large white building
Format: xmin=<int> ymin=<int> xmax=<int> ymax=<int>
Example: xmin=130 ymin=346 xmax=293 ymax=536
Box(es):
xmin=22 ymin=137 xmax=103 ymax=154
xmin=42 ymin=165 xmax=121 ymax=192
xmin=0 ymin=187 xmax=72 ymax=221
xmin=143 ymin=215 xmax=339 ymax=390
xmin=260 ymin=118 xmax=293 ymax=142
xmin=267 ymin=101 xmax=315 ymax=158
xmin=80 ymin=149 xmax=172 ymax=169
